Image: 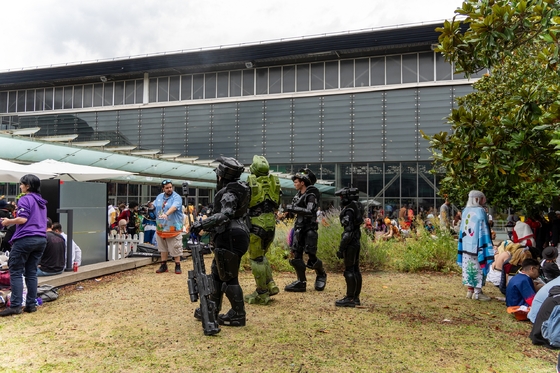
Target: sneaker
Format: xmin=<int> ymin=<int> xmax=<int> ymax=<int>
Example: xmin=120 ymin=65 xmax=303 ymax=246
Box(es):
xmin=155 ymin=263 xmax=168 ymax=273
xmin=175 ymin=263 xmax=182 ymax=274
xmin=466 ymin=290 xmax=473 ymax=299
xmin=0 ymin=307 xmax=22 ymax=317
xmin=284 ymin=280 xmax=306 ymax=292
xmin=335 ymin=296 xmax=358 ymax=308
xmin=23 ymin=305 xmax=37 ymax=313
xmin=473 ymin=292 xmax=491 ymax=301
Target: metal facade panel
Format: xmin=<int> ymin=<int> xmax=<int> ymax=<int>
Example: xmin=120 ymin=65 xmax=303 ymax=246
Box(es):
xmin=385 ymin=89 xmax=417 ymax=161
xmin=162 ymin=106 xmax=187 ymax=155
xmin=353 ymin=91 xmax=384 ymax=162
xmin=212 ymin=103 xmax=237 ymax=159
xmin=238 ymin=100 xmax=264 ymax=165
xmin=264 ymin=99 xmax=292 ymax=164
xmin=186 ymin=104 xmax=212 ymax=158
xmin=138 ymin=108 xmax=162 ymax=150
xmin=417 ymin=87 xmax=452 ymax=160
xmin=292 ymin=97 xmax=321 ymax=163
xmin=323 ymin=94 xmax=352 ymax=163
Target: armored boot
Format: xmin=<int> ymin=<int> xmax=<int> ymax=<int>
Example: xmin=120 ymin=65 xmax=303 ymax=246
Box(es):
xmin=336 ymin=270 xmax=358 ymax=307
xmin=285 ymin=258 xmax=307 ymax=292
xmin=245 ymin=258 xmax=271 ymax=304
xmin=218 ymin=284 xmax=246 ymax=327
xmin=311 ymin=259 xmax=327 ymax=291
xmin=264 ymin=257 xmax=280 ymax=296
xmin=353 ymin=271 xmax=362 ymax=306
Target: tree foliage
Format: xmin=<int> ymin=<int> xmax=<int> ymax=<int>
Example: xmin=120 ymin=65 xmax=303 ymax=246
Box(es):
xmin=423 ymin=0 xmax=560 ymax=212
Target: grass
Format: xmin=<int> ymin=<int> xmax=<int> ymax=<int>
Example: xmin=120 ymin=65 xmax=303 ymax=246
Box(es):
xmin=0 ymin=213 xmax=556 ymax=372
xmin=0 ymin=265 xmax=557 ymax=372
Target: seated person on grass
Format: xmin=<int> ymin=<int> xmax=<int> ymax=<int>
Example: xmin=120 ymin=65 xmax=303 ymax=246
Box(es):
xmin=506 ymin=258 xmax=545 ymax=308
xmin=541 ymin=246 xmax=560 ymax=283
xmin=528 ymin=276 xmax=560 ymax=323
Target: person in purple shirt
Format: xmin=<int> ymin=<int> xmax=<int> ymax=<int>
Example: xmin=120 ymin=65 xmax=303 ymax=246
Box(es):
xmin=0 ymin=174 xmax=48 ymax=316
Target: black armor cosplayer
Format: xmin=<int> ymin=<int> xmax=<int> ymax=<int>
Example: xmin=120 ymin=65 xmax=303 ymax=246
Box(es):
xmin=284 ymin=168 xmax=327 ymax=292
xmin=335 ymin=187 xmax=364 ymax=307
xmin=191 ymin=156 xmax=251 ymax=327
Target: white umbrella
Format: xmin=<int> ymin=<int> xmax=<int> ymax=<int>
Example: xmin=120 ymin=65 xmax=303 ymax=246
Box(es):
xmin=0 ymin=159 xmax=57 ymax=182
xmin=32 ymin=159 xmax=135 ymax=182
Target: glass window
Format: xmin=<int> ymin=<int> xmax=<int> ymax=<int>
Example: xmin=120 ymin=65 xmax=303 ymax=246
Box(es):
xmin=128 ymin=184 xmax=139 ymax=198
xmin=73 ymin=86 xmax=83 ymax=108
xmin=283 ymin=66 xmax=295 ymax=93
xmin=45 ymin=88 xmax=54 ymax=110
xmin=402 ymin=54 xmax=417 ymax=83
xmin=355 ymin=58 xmax=369 ymax=87
xmin=0 ymin=92 xmax=7 ymax=113
xmin=149 ymin=78 xmax=157 ymax=102
xmin=217 ymin=72 xmax=229 ymax=98
xmin=83 ymin=85 xmax=93 ymax=108
xmin=385 ymin=163 xmax=401 ymax=198
xmin=401 ymin=162 xmax=417 ymax=198
xmin=63 ymin=87 xmax=72 ymax=109
xmin=242 ymin=70 xmax=254 ymax=96
xmin=103 ymin=83 xmax=113 ymax=106
xmin=125 ymin=81 xmax=135 ymax=105
xmin=169 ymin=76 xmax=180 ymax=101
xmin=25 ymin=90 xmax=34 ymax=112
xmin=114 ymin=82 xmax=124 ymax=105
xmin=418 ymin=52 xmax=434 ymax=82
xmin=158 ymin=77 xmax=169 ymax=102
xmin=205 ymin=73 xmax=216 ymax=99
xmin=8 ymin=91 xmax=16 ymax=113
xmin=296 ymin=64 xmax=309 ymax=92
xmin=193 ymin=74 xmax=204 ymax=99
xmin=386 ymin=55 xmax=401 ymax=85
xmin=311 ymin=63 xmax=324 ymax=91
xmin=181 ymin=75 xmax=192 ymax=100
xmin=35 ymin=89 xmax=44 ymax=111
xmin=436 ymin=53 xmax=452 ymax=81
xmin=368 ymin=163 xmax=384 ymax=198
xmin=256 ymin=68 xmax=268 ymax=94
xmin=229 ymin=71 xmax=241 ymax=97
xmin=117 ymin=183 xmax=127 ymax=196
xmin=16 ymin=91 xmax=25 ymax=112
xmin=269 ymin=67 xmax=281 ymax=94
xmin=325 ymin=61 xmax=338 ymax=89
xmin=340 ymin=60 xmax=354 ymax=88
xmin=54 ymin=87 xmax=63 ymax=110
xmin=93 ymin=84 xmax=104 ymax=107
xmin=150 ymin=185 xmax=160 ymax=197
xmin=135 ymin=79 xmax=143 ymax=104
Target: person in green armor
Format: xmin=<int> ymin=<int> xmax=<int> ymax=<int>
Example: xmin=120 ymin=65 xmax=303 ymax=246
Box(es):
xmin=244 ymin=155 xmax=282 ymax=305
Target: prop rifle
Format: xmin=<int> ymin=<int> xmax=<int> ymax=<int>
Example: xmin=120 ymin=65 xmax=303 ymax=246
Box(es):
xmin=183 ymin=182 xmax=220 ymax=336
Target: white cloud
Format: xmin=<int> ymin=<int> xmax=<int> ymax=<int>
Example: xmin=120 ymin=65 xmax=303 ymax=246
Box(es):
xmin=0 ymin=0 xmax=463 ymax=70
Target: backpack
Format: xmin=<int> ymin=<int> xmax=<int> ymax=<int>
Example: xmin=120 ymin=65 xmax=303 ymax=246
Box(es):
xmin=37 ymin=284 xmax=59 ymax=302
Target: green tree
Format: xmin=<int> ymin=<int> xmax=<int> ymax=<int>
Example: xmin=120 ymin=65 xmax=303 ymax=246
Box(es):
xmin=423 ymin=0 xmax=560 ymax=211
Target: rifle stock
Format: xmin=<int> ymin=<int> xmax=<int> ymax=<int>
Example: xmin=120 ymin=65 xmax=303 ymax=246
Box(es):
xmin=187 ymin=243 xmax=221 ymax=336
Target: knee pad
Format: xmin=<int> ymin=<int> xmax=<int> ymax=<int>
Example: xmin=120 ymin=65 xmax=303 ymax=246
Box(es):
xmin=214 ymin=247 xmax=240 ymax=282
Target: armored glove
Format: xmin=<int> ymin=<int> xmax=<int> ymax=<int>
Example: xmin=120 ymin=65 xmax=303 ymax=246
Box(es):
xmin=190 ymin=220 xmax=202 ymax=235
xmin=336 ymin=250 xmax=344 ymax=259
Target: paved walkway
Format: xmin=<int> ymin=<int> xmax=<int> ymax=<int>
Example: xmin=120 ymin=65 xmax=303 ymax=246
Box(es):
xmin=37 ymin=257 xmax=156 ymax=288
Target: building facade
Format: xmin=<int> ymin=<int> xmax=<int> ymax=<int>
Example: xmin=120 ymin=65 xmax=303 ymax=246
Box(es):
xmin=0 ymin=22 xmax=480 ymax=212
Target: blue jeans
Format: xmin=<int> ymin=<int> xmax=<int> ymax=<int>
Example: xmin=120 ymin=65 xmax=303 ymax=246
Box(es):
xmin=8 ymin=235 xmax=47 ymax=308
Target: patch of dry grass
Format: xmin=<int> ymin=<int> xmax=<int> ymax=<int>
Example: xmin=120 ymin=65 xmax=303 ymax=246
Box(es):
xmin=0 ymin=260 xmax=557 ymax=373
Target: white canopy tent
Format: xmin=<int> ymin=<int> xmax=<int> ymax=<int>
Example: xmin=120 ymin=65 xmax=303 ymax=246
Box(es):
xmin=0 ymin=159 xmax=57 ymax=182
xmin=32 ymin=159 xmax=135 ymax=181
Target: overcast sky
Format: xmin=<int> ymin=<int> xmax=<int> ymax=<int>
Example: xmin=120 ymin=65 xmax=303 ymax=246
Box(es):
xmin=1 ymin=0 xmax=464 ymax=71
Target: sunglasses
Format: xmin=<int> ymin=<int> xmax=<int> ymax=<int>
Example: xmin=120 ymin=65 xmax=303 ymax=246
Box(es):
xmin=161 ymin=179 xmax=172 ymax=186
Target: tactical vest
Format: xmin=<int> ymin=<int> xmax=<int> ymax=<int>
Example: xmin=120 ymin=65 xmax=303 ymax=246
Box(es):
xmin=340 ymin=201 xmax=364 ymax=228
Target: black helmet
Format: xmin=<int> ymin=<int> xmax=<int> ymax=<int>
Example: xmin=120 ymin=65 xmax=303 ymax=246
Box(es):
xmin=335 ymin=187 xmax=359 ymax=205
xmin=215 ymin=156 xmax=244 ymax=188
xmin=291 ymin=168 xmax=316 ymax=186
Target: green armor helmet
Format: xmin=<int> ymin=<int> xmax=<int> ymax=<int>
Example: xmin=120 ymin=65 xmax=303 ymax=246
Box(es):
xmin=249 ymin=155 xmax=270 ymax=177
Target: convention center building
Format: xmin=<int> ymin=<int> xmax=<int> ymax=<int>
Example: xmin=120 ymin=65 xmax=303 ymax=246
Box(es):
xmin=0 ymin=21 xmax=481 ymax=211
